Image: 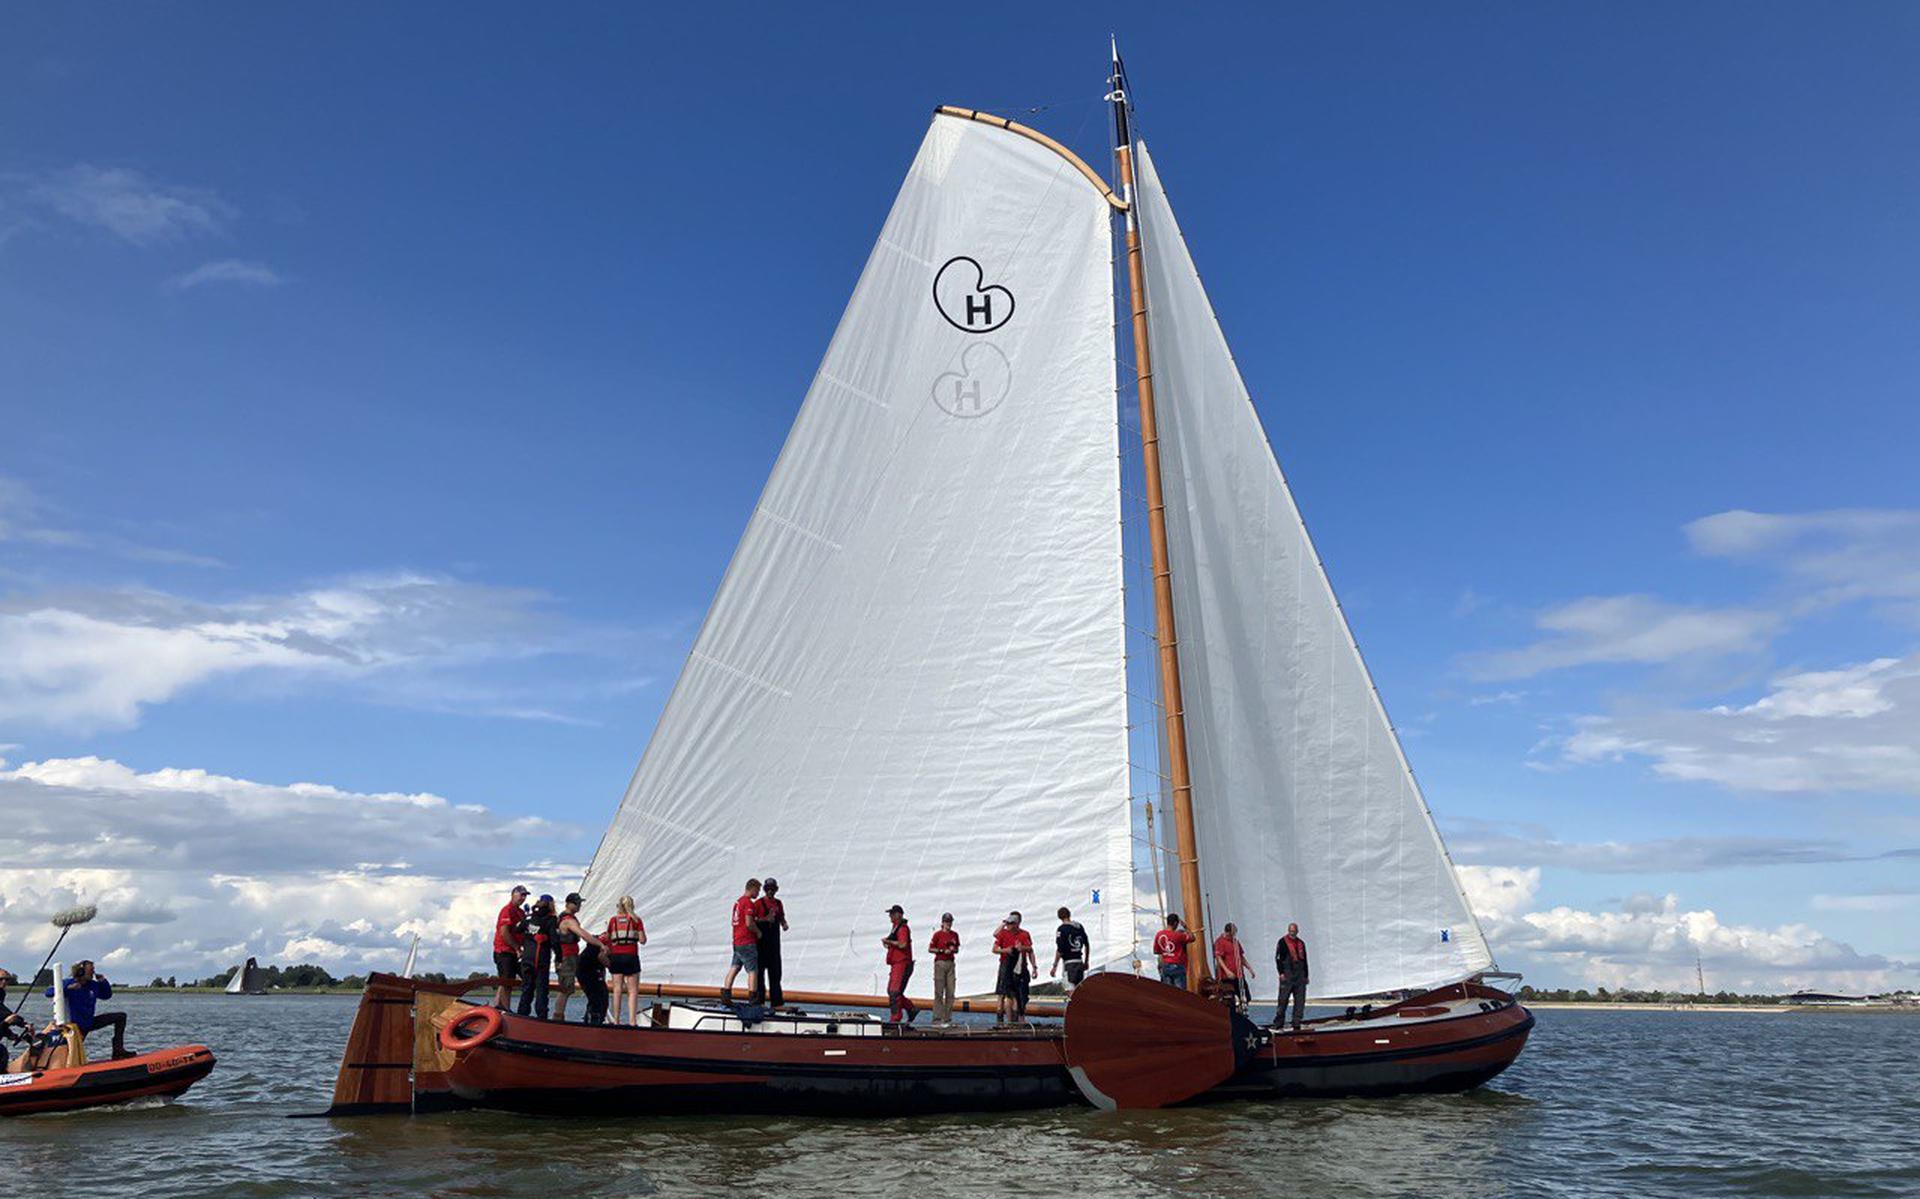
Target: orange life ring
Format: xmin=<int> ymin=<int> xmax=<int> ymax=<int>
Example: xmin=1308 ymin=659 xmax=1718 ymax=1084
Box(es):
xmin=439 ymin=1006 xmax=504 ymax=1053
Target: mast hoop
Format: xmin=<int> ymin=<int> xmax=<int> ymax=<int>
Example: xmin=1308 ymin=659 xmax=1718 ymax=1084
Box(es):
xmin=934 ymin=106 xmax=1128 ymax=211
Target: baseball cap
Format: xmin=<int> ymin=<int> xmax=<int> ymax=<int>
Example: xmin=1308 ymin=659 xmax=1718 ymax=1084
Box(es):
xmin=511 ymin=885 xmax=529 ymax=896
xmin=885 ymin=904 xmax=905 ymax=915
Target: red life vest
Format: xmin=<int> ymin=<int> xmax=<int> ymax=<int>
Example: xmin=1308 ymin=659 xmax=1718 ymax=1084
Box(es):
xmin=606 ymin=914 xmax=644 ymax=956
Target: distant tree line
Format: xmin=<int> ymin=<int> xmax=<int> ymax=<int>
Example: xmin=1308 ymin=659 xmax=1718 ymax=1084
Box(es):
xmin=138 ymin=965 xmax=496 ymax=990
xmin=1517 ymin=985 xmax=1785 ymax=1005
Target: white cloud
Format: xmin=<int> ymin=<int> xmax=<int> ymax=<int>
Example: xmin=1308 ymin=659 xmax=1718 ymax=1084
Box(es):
xmin=0 ymin=474 xmax=222 ymax=567
xmin=1685 ymin=508 xmax=1920 ymax=618
xmin=1557 ymin=653 xmax=1920 ymax=795
xmin=0 ymin=756 xmax=586 ymax=981
xmin=1446 ymin=819 xmax=1915 ymax=872
xmin=1466 ymin=594 xmax=1780 ymax=680
xmin=21 ymin=164 xmax=231 ymax=245
xmin=1811 ymin=893 xmax=1917 ymax=913
xmin=0 ymin=574 xmax=584 ymax=731
xmin=1458 ymin=865 xmax=1912 ymax=993
xmin=167 ymin=259 xmax=282 ymax=291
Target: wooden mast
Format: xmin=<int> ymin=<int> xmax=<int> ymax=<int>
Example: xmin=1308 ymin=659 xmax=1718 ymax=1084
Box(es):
xmin=1109 ymin=44 xmax=1208 ymax=992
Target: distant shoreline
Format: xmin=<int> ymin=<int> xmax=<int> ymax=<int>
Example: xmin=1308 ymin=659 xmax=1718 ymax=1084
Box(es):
xmin=1528 ymin=1000 xmax=1917 ymax=1015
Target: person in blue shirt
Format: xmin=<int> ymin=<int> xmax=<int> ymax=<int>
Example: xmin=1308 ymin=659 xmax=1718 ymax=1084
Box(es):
xmin=47 ymin=960 xmax=130 ymax=1059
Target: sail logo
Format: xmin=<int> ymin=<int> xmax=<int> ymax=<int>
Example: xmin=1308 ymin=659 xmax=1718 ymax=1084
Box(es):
xmin=933 ymin=256 xmax=1015 ymax=333
xmin=931 ymin=342 xmax=1011 ymax=419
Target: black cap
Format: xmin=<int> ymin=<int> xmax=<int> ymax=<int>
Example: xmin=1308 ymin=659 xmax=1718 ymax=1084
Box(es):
xmin=886 ymin=904 xmax=905 ymax=915
xmin=510 ymin=885 xmax=529 ymax=896
xmin=564 ymin=892 xmax=584 ymax=906
xmin=764 ymin=878 xmax=779 ymax=891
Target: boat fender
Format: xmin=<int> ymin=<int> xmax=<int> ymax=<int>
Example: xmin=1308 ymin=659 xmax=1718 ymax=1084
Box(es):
xmin=439 ymin=1007 xmax=505 ymax=1053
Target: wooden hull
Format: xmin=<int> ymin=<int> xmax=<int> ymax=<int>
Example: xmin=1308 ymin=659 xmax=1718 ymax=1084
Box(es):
xmin=442 ymin=1009 xmax=1076 ymax=1117
xmin=1214 ymin=983 xmax=1534 ymax=1101
xmin=325 ymin=973 xmax=1530 ymax=1117
xmin=0 ymin=1045 xmax=216 ymax=1117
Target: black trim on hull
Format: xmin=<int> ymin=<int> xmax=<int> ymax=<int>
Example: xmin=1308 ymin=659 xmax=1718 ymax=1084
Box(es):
xmin=0 ymin=1059 xmax=215 ymax=1115
xmin=454 ymin=1035 xmax=1082 ymax=1116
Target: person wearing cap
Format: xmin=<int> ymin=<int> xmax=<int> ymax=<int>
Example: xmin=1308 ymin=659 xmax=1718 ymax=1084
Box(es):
xmin=1213 ymin=921 xmax=1252 ymax=1011
xmin=721 ymin=878 xmax=763 ymax=1005
xmin=517 ymin=893 xmax=560 ymax=1019
xmin=552 ymin=892 xmax=608 ymax=1023
xmin=928 ymin=913 xmax=960 ymax=1025
xmin=992 ymin=911 xmax=1037 ymax=1024
xmin=881 ymin=905 xmax=917 ymax=1023
xmin=492 ymin=884 xmax=529 ymax=1009
xmin=754 ymin=878 xmax=791 ymax=1010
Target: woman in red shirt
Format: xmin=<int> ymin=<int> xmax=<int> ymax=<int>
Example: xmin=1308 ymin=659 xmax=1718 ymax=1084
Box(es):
xmin=603 ymin=895 xmax=648 ymax=1026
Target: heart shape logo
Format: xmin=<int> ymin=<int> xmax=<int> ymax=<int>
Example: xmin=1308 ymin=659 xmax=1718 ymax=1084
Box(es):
xmin=933 ymin=256 xmax=1015 ymax=334
xmin=931 ymin=342 xmax=1011 ymax=419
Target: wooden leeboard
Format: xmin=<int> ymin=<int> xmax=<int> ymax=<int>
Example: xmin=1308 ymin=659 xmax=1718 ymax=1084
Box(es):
xmin=327 ymin=977 xmax=416 ymax=1112
xmin=1062 ymin=973 xmax=1243 ymax=1110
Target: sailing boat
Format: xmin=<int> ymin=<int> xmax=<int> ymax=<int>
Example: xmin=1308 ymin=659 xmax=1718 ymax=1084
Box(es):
xmin=324 ymin=49 xmax=1530 ymax=1117
xmin=225 ymin=955 xmax=266 ymax=996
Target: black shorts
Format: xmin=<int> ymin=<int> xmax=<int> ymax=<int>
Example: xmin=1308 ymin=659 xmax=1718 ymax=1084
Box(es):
xmin=606 ymin=955 xmax=639 ymax=976
xmin=493 ymin=950 xmax=521 ymax=982
xmin=996 ymin=960 xmax=1031 ymax=1003
xmin=1063 ymin=960 xmax=1087 ymax=985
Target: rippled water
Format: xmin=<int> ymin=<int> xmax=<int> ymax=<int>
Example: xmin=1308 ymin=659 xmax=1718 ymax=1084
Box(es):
xmin=5 ymin=993 xmax=1914 ymax=1198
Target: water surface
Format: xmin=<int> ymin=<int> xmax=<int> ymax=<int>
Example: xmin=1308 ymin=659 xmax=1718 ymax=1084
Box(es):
xmin=5 ymin=993 xmax=1914 ymax=1198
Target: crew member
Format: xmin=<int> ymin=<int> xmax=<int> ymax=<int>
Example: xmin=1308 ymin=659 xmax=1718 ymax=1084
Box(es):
xmin=1276 ymin=922 xmax=1310 ymax=1032
xmin=517 ymin=894 xmax=558 ymax=1020
xmin=553 ymin=893 xmax=607 ymax=1024
xmin=755 ymin=878 xmax=791 ymax=1010
xmin=1050 ymin=907 xmax=1090 ymax=993
xmin=1153 ymin=913 xmax=1196 ymax=989
xmin=48 ymin=960 xmax=129 ymax=1059
xmin=604 ymin=895 xmax=647 ymax=1026
xmin=992 ymin=911 xmax=1036 ymax=1024
xmin=721 ymin=878 xmax=762 ymax=1005
xmin=928 ymin=913 xmax=960 ymax=1025
xmin=1213 ymin=922 xmax=1252 ymax=1011
xmin=881 ymin=904 xmax=917 ymax=1023
xmin=0 ymin=968 xmax=26 ymax=1040
xmin=492 ymin=884 xmax=528 ymax=1009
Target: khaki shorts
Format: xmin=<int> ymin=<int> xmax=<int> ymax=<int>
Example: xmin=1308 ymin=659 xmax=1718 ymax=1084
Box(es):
xmin=555 ymin=954 xmax=578 ymax=990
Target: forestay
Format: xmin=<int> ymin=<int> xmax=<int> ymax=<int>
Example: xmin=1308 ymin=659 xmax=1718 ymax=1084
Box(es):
xmin=583 ymin=112 xmax=1131 ymax=999
xmin=1132 ymin=142 xmax=1493 ymax=998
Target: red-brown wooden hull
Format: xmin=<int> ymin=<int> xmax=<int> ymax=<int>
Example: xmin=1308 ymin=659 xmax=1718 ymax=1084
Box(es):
xmin=442 ymin=1009 xmax=1076 ymax=1116
xmin=1213 ymin=983 xmax=1534 ymax=1101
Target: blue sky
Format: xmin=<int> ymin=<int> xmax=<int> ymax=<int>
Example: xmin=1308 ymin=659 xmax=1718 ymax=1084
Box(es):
xmin=1 ymin=4 xmax=1915 ymax=990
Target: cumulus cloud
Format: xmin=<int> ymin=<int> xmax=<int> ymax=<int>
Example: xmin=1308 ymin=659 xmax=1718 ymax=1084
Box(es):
xmin=19 ymin=164 xmax=232 ymax=245
xmin=0 ymin=757 xmax=588 ymax=980
xmin=167 ymin=259 xmax=282 ymax=290
xmin=1556 ymin=653 xmax=1920 ymax=795
xmin=1458 ymin=865 xmax=1912 ymax=993
xmin=0 ymin=574 xmax=588 ymax=731
xmin=1466 ymin=595 xmax=1781 ymax=680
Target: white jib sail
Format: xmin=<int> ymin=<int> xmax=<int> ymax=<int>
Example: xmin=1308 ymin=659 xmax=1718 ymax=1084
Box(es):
xmin=1132 ymin=142 xmax=1493 ymax=999
xmin=583 ymin=111 xmax=1130 ymax=999
xmin=225 ymin=954 xmax=248 ymax=995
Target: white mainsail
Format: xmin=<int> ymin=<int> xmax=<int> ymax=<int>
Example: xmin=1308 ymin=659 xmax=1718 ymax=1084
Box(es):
xmin=1132 ymin=141 xmax=1493 ymax=998
xmin=583 ymin=111 xmax=1131 ymax=1000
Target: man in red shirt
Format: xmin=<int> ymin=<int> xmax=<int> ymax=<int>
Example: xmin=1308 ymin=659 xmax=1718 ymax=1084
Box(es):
xmin=992 ymin=911 xmax=1037 ymax=1024
xmin=491 ymin=884 xmax=528 ymax=1009
xmin=1213 ymin=921 xmax=1253 ymax=1011
xmin=1152 ymin=912 xmax=1196 ymax=990
xmin=753 ymin=878 xmax=791 ymax=1009
xmin=881 ymin=904 xmax=917 ymax=1023
xmin=928 ymin=912 xmax=961 ymax=1025
xmin=721 ymin=878 xmax=763 ymax=1005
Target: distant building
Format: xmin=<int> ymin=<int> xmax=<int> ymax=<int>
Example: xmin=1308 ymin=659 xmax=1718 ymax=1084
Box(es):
xmin=1787 ymin=991 xmax=1871 ymax=1007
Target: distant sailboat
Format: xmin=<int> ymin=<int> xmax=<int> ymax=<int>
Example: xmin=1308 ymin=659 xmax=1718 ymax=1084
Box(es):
xmin=225 ymin=955 xmax=266 ymax=996
xmin=325 ymin=46 xmax=1531 ymax=1117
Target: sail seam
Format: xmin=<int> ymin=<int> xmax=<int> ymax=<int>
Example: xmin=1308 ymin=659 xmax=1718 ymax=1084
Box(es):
xmin=817 ymin=370 xmax=892 ymax=412
xmin=687 ymin=650 xmax=795 ymax=699
xmin=753 ymin=505 xmax=846 ymax=551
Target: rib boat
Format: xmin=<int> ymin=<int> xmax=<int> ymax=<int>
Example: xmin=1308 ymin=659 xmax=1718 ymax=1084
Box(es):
xmin=326 ymin=45 xmax=1531 ymax=1118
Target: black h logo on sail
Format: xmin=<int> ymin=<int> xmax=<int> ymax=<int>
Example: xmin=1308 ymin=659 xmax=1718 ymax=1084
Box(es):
xmin=934 ymin=256 xmax=1015 ymax=334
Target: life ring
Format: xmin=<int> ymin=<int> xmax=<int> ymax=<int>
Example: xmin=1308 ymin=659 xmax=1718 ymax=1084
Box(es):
xmin=439 ymin=1006 xmax=504 ymax=1053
